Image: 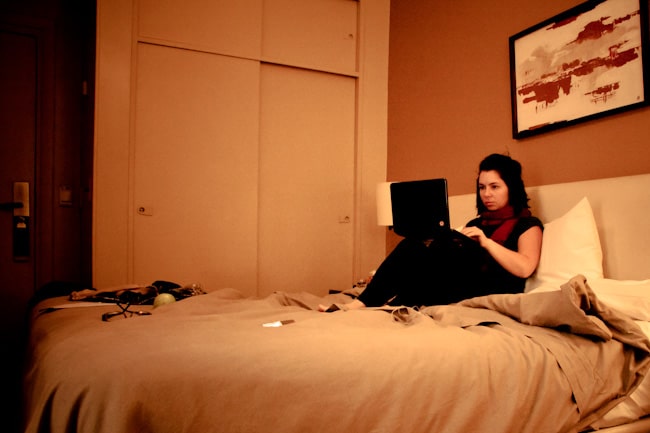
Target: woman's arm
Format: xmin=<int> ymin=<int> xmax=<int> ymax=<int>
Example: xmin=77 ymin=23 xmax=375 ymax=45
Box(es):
xmin=460 ymin=225 xmax=543 ymax=278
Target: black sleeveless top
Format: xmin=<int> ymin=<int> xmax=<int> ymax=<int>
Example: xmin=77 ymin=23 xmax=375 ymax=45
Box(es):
xmin=465 ymin=215 xmax=544 ymax=295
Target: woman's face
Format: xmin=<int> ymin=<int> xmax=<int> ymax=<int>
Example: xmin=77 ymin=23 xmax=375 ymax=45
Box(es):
xmin=478 ymin=170 xmax=509 ymax=211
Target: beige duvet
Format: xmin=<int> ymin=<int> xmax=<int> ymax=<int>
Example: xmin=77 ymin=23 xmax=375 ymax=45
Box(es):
xmin=23 ymin=275 xmax=650 ymax=433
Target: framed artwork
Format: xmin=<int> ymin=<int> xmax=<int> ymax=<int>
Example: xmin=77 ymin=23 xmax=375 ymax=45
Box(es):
xmin=509 ymin=0 xmax=649 ymax=138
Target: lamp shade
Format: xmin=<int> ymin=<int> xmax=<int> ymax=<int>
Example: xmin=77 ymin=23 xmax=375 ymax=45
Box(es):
xmin=376 ymin=182 xmax=394 ymax=226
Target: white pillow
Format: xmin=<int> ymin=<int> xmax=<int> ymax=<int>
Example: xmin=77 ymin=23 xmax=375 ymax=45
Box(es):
xmin=525 ymin=197 xmax=603 ymax=292
xmin=588 ymin=278 xmax=650 ymax=321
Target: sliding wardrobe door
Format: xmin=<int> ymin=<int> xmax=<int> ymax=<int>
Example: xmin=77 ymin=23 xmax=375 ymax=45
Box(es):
xmin=133 ymin=43 xmax=260 ymax=292
xmin=258 ymin=64 xmax=355 ymax=296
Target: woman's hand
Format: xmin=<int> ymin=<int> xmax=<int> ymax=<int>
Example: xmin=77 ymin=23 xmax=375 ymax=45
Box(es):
xmin=461 ymin=225 xmax=543 ymax=278
xmin=460 ymin=226 xmax=489 ymax=247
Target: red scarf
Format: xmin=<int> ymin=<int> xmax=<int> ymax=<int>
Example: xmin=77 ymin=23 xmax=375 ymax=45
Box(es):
xmin=480 ymin=205 xmax=531 ymax=245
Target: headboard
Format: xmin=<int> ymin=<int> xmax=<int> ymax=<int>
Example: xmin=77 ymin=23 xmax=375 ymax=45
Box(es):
xmin=449 ymin=173 xmax=650 ymax=281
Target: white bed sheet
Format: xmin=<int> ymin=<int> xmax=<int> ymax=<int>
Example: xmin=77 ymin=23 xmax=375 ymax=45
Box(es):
xmin=589 ymin=321 xmax=650 ymax=430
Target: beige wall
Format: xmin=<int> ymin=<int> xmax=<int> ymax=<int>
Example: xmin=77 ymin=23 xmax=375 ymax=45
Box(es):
xmin=387 ymin=0 xmax=650 ymax=196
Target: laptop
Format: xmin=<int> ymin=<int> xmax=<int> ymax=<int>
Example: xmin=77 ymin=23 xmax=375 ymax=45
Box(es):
xmin=390 ymin=178 xmax=477 ymax=246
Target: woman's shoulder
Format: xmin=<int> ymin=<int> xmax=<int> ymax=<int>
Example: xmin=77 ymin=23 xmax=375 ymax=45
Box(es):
xmin=466 ymin=217 xmax=481 ymax=227
xmin=517 ymin=215 xmax=544 ymax=231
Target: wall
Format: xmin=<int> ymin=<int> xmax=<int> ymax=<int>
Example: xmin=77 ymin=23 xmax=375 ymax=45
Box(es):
xmin=387 ymin=0 xmax=650 ymax=197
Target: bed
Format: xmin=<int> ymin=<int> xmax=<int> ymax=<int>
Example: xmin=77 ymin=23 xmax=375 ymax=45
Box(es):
xmin=23 ymin=173 xmax=650 ymax=433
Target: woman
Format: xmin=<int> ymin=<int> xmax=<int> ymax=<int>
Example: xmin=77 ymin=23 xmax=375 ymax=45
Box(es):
xmin=322 ymin=153 xmax=543 ymax=311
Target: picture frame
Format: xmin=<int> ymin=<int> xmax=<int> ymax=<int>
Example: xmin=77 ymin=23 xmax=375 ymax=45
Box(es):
xmin=509 ymin=0 xmax=649 ymax=139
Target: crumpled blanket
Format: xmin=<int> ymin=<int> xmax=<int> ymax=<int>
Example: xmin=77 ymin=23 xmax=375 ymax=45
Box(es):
xmin=417 ymin=274 xmax=650 ymax=431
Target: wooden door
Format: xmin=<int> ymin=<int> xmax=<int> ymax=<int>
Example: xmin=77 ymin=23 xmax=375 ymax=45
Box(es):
xmin=0 ymin=27 xmax=36 ymax=304
xmin=0 ymin=25 xmax=38 ymax=433
xmin=133 ymin=43 xmax=261 ymax=292
xmin=258 ymin=64 xmax=356 ymax=296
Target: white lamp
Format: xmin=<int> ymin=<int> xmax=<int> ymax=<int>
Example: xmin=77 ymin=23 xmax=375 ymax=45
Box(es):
xmin=376 ymin=182 xmax=394 ymax=226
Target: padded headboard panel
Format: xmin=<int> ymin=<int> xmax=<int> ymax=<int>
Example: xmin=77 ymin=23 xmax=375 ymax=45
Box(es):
xmin=449 ymin=173 xmax=650 ymax=281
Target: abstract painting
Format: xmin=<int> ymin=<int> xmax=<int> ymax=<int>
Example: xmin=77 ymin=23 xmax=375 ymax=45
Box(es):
xmin=509 ymin=0 xmax=648 ymax=138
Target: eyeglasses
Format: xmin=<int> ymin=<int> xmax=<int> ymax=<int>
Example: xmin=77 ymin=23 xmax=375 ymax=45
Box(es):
xmin=101 ymin=300 xmax=152 ymax=322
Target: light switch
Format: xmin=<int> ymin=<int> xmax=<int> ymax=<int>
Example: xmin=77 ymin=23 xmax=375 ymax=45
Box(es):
xmin=59 ymin=185 xmax=73 ymax=207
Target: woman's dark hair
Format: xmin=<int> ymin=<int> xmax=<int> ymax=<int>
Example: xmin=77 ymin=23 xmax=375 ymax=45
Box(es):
xmin=476 ymin=153 xmax=530 ymax=214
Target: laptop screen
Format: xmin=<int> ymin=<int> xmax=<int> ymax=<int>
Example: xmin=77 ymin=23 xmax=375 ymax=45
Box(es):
xmin=390 ymin=178 xmax=450 ymax=240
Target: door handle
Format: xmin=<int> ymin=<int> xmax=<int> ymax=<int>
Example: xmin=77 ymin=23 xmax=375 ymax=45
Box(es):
xmin=0 ymin=202 xmax=23 ymax=211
